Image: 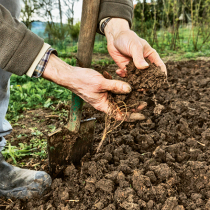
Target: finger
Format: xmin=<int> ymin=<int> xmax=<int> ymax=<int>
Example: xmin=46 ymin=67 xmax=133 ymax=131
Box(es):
xmin=130 ymin=101 xmax=147 ymax=113
xmin=116 ymin=69 xmax=127 ymax=78
xmin=160 ymin=63 xmax=167 ymax=76
xmin=116 ymin=112 xmax=146 ymax=122
xmin=137 ymin=101 xmax=147 ymax=111
xmin=146 ymin=49 xmax=167 ymax=76
xmin=128 ymin=113 xmax=146 ymax=122
xmin=131 ymin=43 xmax=149 ymax=70
xmin=102 ymin=79 xmax=132 ymax=94
xmin=103 ymin=71 xmax=112 ymax=79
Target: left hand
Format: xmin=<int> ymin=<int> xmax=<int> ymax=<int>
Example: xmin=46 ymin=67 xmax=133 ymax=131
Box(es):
xmin=104 ymin=18 xmax=167 ymax=77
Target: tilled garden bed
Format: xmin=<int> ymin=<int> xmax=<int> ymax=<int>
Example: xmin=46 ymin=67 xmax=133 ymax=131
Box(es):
xmin=4 ymin=60 xmax=210 ymax=210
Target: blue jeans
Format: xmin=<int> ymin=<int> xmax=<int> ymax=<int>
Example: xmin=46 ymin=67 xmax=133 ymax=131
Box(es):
xmin=0 ymin=0 xmax=21 ymax=152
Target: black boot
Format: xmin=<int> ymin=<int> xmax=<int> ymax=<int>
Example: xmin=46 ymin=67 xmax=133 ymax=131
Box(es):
xmin=0 ymin=153 xmax=52 ymax=199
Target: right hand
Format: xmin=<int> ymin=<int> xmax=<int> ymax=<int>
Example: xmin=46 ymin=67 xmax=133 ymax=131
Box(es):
xmin=42 ymin=54 xmax=131 ymax=114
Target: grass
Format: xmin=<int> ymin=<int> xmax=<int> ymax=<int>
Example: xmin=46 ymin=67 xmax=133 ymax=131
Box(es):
xmin=144 ymin=26 xmax=210 ymax=60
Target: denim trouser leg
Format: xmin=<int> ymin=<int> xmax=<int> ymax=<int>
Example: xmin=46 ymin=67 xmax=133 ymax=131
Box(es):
xmin=0 ymin=0 xmax=21 ymax=151
xmin=0 ymin=70 xmax=12 ymax=152
xmin=0 ymin=137 xmax=7 ymax=152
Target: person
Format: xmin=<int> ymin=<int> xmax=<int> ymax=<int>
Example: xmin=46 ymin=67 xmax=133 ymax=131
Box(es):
xmin=0 ymin=0 xmax=166 ymax=199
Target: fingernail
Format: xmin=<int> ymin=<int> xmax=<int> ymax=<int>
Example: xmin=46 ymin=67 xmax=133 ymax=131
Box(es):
xmin=137 ymin=101 xmax=147 ymax=110
xmin=123 ymin=84 xmax=132 ymax=93
xmin=141 ymin=61 xmax=149 ymax=68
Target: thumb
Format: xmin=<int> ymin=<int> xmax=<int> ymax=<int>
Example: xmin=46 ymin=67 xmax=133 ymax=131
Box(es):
xmin=131 ymin=44 xmax=149 ymax=70
xmin=102 ymin=79 xmax=132 ymax=94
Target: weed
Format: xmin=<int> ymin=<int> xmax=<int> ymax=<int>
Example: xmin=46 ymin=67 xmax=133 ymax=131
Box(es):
xmin=2 ymin=143 xmax=35 ymax=164
xmin=30 ymin=138 xmax=48 ymax=159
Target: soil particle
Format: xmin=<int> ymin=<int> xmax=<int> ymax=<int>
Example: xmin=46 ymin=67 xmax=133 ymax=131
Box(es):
xmin=96 ymin=179 xmax=114 ymax=193
xmin=114 ymin=187 xmax=135 ymax=203
xmin=145 ymin=171 xmax=157 ymax=183
xmin=154 ymin=103 xmax=165 ymax=115
xmin=85 ymin=177 xmax=96 ymax=193
xmin=119 ymin=201 xmax=140 ymax=210
xmin=94 ymin=201 xmax=104 ymax=209
xmin=205 ymin=199 xmax=210 ymax=209
xmin=162 ymin=197 xmax=178 ymax=210
xmin=103 ymin=204 xmax=116 ymax=210
xmin=174 ymin=205 xmax=185 ymax=210
xmin=138 ymin=199 xmax=147 ymax=208
xmin=147 ymin=200 xmax=154 ymax=209
xmin=149 ymin=163 xmax=172 ymax=181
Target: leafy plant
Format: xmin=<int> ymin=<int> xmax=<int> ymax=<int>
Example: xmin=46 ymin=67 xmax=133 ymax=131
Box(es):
xmin=2 ymin=143 xmax=35 ymax=164
xmin=7 ymin=75 xmax=72 ymax=122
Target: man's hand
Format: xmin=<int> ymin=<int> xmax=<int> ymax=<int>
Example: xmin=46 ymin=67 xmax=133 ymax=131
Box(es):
xmin=42 ymin=54 xmax=131 ymax=113
xmin=104 ymin=18 xmax=167 ymax=77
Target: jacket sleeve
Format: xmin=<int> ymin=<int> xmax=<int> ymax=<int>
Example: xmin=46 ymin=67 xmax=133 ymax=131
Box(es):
xmin=98 ymin=0 xmax=133 ymax=28
xmin=0 ymin=4 xmax=44 ymax=76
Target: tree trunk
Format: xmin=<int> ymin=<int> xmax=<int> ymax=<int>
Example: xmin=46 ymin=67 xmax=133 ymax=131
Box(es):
xmin=58 ymin=0 xmax=63 ymax=27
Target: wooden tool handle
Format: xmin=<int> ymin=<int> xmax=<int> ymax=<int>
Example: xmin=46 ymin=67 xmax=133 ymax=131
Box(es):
xmin=77 ymin=0 xmax=100 ymax=68
xmin=66 ymin=0 xmax=100 ymax=132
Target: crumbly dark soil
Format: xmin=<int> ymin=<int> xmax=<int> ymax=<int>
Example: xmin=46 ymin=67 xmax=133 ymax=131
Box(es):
xmin=2 ymin=60 xmax=210 ymax=210
xmin=126 ymin=59 xmax=166 ymax=91
xmin=109 ymin=59 xmax=167 ymax=112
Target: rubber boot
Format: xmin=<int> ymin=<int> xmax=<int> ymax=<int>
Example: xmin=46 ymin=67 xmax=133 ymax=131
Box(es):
xmin=0 ymin=152 xmax=52 ymax=199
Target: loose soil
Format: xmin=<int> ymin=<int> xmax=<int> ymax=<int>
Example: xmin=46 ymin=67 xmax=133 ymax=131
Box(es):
xmin=108 ymin=59 xmax=167 ymax=113
xmin=2 ymin=59 xmax=210 ymax=210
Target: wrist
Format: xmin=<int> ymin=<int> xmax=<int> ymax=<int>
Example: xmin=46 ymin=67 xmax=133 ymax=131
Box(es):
xmin=104 ymin=18 xmax=130 ymax=40
xmin=42 ymin=54 xmax=74 ymax=89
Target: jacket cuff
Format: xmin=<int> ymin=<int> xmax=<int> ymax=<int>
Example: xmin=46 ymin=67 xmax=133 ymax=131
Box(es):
xmin=26 ymin=43 xmax=51 ymax=77
xmin=3 ymin=29 xmax=44 ymax=76
xmin=97 ymin=0 xmax=133 ymax=35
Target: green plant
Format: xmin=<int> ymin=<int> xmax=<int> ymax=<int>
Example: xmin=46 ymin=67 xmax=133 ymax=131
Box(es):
xmin=7 ymin=75 xmax=72 ymax=122
xmin=2 ymin=143 xmax=35 ymax=164
xmin=92 ymin=59 xmax=115 ymax=66
xmin=69 ymin=22 xmax=80 ymax=41
xmin=133 ymin=0 xmax=210 ymax=53
xmin=30 ymin=138 xmax=48 ymax=159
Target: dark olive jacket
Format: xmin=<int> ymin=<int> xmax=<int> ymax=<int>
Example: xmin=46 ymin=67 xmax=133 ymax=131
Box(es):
xmin=0 ymin=0 xmax=133 ymax=76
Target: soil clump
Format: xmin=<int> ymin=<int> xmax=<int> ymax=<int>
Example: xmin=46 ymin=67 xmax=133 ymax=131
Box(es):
xmin=109 ymin=59 xmax=167 ymax=113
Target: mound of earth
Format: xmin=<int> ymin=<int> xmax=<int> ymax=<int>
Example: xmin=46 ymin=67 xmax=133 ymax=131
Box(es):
xmin=3 ymin=59 xmax=210 ymax=210
xmin=109 ymin=59 xmax=167 ymax=113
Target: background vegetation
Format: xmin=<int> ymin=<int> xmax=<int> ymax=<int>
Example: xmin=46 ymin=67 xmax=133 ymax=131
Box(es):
xmin=133 ymin=0 xmax=210 ymax=58
xmin=21 ymin=0 xmax=210 ymax=60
